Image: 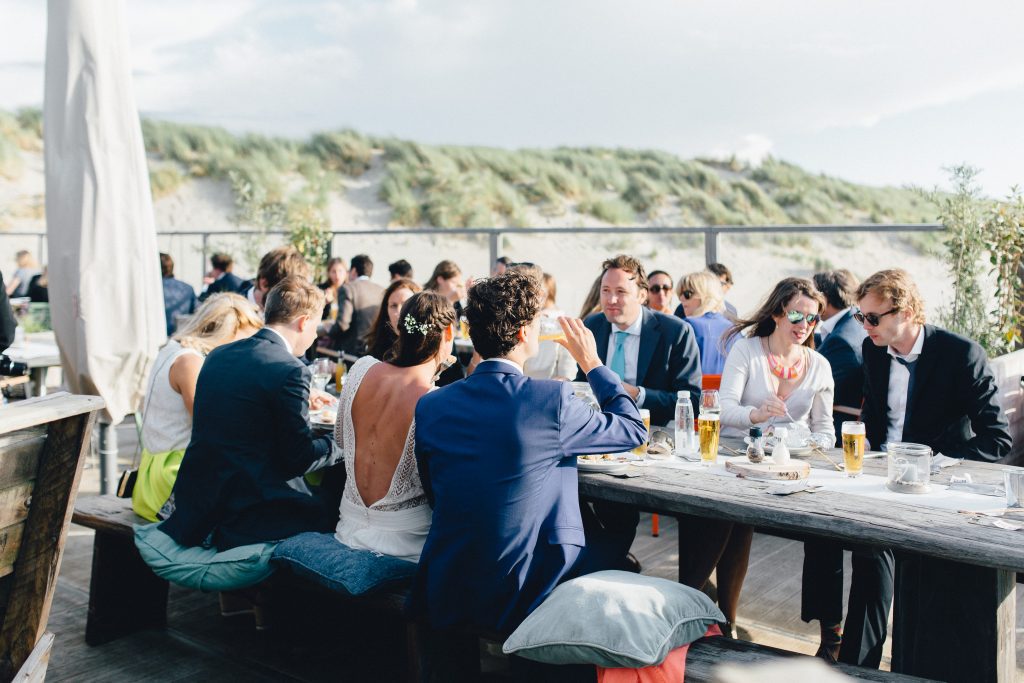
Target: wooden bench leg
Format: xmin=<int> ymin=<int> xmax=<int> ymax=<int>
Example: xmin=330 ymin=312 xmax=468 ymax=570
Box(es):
xmin=892 ymin=553 xmax=1015 ymax=682
xmin=85 ymin=531 xmax=169 ymax=645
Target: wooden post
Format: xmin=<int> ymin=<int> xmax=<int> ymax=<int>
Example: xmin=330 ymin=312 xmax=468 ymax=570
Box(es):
xmin=892 ymin=553 xmax=1016 ymax=682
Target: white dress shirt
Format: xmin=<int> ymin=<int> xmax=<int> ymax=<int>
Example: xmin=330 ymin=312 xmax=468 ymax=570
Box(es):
xmin=605 ymin=313 xmax=646 ymax=407
xmin=884 ymin=326 xmax=924 ymax=445
xmin=817 ymin=307 xmax=850 ymax=341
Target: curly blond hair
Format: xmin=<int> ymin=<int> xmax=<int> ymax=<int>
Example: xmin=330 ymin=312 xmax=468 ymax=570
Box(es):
xmin=856 ymin=269 xmax=926 ymax=324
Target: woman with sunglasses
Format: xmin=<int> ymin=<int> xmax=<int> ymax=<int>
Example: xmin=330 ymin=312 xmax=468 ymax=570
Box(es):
xmin=677 ymin=277 xmax=834 ymax=637
xmin=645 ymin=270 xmax=675 ymax=315
xmin=677 ymin=270 xmax=736 ymax=374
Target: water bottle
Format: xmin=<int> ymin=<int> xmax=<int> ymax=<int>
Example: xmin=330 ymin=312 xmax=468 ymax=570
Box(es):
xmin=674 ymin=391 xmax=694 ymax=454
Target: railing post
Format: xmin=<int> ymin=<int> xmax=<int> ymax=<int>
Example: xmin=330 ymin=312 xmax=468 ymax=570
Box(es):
xmin=200 ymin=233 xmax=208 ymax=284
xmin=488 ymin=231 xmax=501 ymax=272
xmin=704 ymin=228 xmax=718 ymax=265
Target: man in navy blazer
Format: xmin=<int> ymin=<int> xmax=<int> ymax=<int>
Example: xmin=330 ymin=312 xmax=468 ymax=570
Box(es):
xmin=577 ymin=255 xmax=702 ymax=426
xmin=411 ymin=270 xmax=646 ymax=640
xmin=199 ymin=253 xmax=245 ymax=302
xmin=161 ymin=277 xmax=339 ymax=550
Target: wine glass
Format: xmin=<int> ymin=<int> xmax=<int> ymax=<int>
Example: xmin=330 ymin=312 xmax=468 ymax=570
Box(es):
xmin=311 ymin=358 xmax=332 ymax=393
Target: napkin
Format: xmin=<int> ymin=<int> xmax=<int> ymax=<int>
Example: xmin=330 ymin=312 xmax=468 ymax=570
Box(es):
xmin=930 ymin=453 xmax=962 ymax=473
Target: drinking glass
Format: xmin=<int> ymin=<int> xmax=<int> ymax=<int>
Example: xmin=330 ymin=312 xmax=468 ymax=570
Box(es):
xmin=700 ymin=390 xmax=721 ymax=416
xmin=334 ymin=359 xmax=347 ymax=389
xmin=538 ymin=316 xmax=566 ymax=342
xmin=311 ymin=358 xmax=332 ymax=392
xmin=841 ymin=421 xmax=865 ymax=478
xmin=631 ymin=409 xmax=651 ymax=458
xmin=698 ymin=413 xmax=720 ymax=466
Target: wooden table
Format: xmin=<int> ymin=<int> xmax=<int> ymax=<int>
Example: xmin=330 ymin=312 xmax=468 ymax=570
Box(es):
xmin=579 ymin=444 xmax=1021 ymax=682
xmin=5 ymin=339 xmax=61 ymax=397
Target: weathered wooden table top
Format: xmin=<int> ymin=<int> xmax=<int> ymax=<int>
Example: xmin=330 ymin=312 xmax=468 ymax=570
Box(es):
xmin=580 ymin=441 xmax=1024 ymax=573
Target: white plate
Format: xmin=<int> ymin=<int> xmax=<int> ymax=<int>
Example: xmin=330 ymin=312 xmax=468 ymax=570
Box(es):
xmin=577 ymin=458 xmax=630 ymax=474
xmin=310 ymin=411 xmax=337 ymax=427
xmin=765 ymin=443 xmax=814 ymax=456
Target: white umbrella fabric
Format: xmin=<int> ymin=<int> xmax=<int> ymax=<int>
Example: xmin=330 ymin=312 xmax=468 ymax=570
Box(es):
xmin=44 ymin=0 xmax=166 ymax=490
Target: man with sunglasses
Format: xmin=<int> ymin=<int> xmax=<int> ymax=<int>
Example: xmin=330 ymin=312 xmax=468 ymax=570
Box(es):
xmin=853 ymin=269 xmax=1010 ymax=673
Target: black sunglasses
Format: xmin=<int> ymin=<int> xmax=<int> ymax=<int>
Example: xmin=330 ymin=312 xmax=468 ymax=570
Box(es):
xmin=648 ymin=285 xmax=672 ymax=293
xmin=852 ymin=307 xmax=899 ymax=327
xmin=680 ymin=290 xmax=695 ymax=299
xmin=784 ymin=310 xmax=820 ymax=325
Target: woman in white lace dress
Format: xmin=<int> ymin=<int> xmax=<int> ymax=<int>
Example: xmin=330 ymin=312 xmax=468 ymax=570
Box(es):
xmin=332 ymin=291 xmax=457 ymax=562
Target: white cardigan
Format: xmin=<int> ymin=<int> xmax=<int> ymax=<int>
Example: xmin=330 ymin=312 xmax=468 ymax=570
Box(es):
xmin=719 ymin=336 xmax=835 ymax=441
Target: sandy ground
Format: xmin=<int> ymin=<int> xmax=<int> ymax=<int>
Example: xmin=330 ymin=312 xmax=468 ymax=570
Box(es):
xmin=0 ymin=148 xmax=955 ymax=319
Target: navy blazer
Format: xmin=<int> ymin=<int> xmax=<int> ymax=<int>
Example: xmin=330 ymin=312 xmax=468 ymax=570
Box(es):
xmin=161 ymin=328 xmax=334 ymax=549
xmin=200 ymin=271 xmax=245 ymax=301
xmin=861 ymin=324 xmax=1011 ymax=462
xmin=816 ymin=310 xmax=867 ymax=442
xmin=410 ymin=361 xmax=646 ymax=634
xmin=578 ymin=308 xmax=702 ymax=426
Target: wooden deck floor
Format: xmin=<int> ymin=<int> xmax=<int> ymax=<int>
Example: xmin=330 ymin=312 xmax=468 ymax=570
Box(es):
xmin=41 ymin=422 xmax=1024 ymax=680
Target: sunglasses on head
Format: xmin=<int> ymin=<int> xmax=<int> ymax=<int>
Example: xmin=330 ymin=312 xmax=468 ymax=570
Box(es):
xmin=680 ymin=290 xmax=695 ymax=299
xmin=648 ymin=285 xmax=672 ymax=293
xmin=852 ymin=307 xmax=899 ymax=327
xmin=785 ymin=310 xmax=820 ymax=325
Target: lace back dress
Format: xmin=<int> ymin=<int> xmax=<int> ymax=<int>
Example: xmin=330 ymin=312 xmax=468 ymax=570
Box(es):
xmin=332 ymin=356 xmax=432 ymax=562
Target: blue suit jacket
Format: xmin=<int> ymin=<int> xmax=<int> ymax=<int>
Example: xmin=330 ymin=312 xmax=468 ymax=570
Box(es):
xmin=200 ymin=271 xmax=245 ymax=301
xmin=410 ymin=361 xmax=646 ymax=634
xmin=161 ymin=328 xmax=334 ymax=549
xmin=578 ymin=308 xmax=702 ymax=426
xmin=816 ymin=310 xmax=867 ymax=442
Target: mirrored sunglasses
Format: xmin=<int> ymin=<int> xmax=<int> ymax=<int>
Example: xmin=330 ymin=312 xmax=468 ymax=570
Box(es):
xmin=785 ymin=310 xmax=820 ymax=325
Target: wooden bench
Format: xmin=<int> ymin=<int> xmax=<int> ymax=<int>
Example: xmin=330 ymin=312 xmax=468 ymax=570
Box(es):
xmin=0 ymin=393 xmax=104 ymax=681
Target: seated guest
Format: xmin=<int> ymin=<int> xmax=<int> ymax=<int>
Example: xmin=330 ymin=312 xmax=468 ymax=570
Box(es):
xmin=646 ymin=270 xmax=675 ymax=315
xmin=812 ymin=269 xmax=866 ymax=442
xmin=707 ymin=262 xmax=738 ymax=318
xmin=365 ymin=278 xmax=422 ymax=361
xmin=6 ymin=250 xmax=40 ymax=298
xmin=160 ymin=253 xmax=198 ymax=336
xmin=679 ymin=277 xmax=833 ymax=636
xmin=524 ymin=271 xmax=575 ymax=380
xmin=841 ymin=269 xmax=1011 ymax=669
xmin=318 ymin=257 xmax=347 ymax=321
xmin=678 ymin=270 xmax=736 ymax=375
xmin=241 ymin=246 xmax=311 ymax=312
xmin=161 ymin=277 xmax=339 ymax=550
xmin=388 ymin=259 xmax=414 ymax=281
xmin=332 ymin=291 xmax=456 ymax=562
xmin=578 ymin=273 xmax=603 ymax=319
xmin=424 ymin=260 xmax=466 ymax=314
xmin=578 ymin=255 xmax=702 ymax=426
xmin=411 ymin=270 xmax=646 ymax=638
xmin=800 ymin=268 xmax=879 ymax=666
xmin=27 ymin=268 xmax=48 ymax=303
xmin=328 ymin=254 xmax=385 ymax=356
xmin=200 ymin=253 xmax=245 ymax=301
xmin=491 ymin=255 xmax=511 ymax=276
xmin=132 ymin=294 xmax=262 ymax=521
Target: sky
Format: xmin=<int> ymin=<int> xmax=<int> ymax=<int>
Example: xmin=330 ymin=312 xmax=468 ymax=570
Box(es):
xmin=2 ymin=0 xmax=1023 ymax=197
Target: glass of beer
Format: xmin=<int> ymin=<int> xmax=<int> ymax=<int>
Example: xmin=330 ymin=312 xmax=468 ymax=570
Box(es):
xmin=698 ymin=413 xmax=720 ymax=466
xmin=538 ymin=316 xmax=566 ymax=342
xmin=842 ymin=421 xmax=865 ymax=477
xmin=459 ymin=316 xmax=470 ymax=340
xmin=334 ymin=359 xmax=347 ymax=389
xmin=632 ymin=409 xmax=651 ymax=458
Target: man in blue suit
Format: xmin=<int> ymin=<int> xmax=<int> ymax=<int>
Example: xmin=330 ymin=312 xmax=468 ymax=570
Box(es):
xmin=411 ymin=270 xmax=646 ymax=644
xmin=577 ymin=255 xmax=702 ymax=426
xmin=162 ymin=277 xmax=338 ymax=550
xmin=199 ymin=253 xmax=245 ymax=302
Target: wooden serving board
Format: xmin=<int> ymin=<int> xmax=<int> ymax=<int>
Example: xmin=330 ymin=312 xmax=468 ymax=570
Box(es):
xmin=724 ymin=455 xmax=810 ymax=480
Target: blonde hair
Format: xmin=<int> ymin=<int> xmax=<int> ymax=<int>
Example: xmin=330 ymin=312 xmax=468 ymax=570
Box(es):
xmin=678 ymin=271 xmax=725 ymax=317
xmin=856 ymin=269 xmax=926 ymax=324
xmin=173 ymin=293 xmax=262 ymax=355
xmin=264 ymin=276 xmax=325 ymax=325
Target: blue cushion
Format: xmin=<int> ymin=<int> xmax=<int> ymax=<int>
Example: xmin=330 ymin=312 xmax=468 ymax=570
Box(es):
xmin=271 ymin=531 xmax=416 ymax=596
xmin=133 ymin=523 xmax=276 ymax=592
xmin=503 ymin=570 xmax=725 ymax=668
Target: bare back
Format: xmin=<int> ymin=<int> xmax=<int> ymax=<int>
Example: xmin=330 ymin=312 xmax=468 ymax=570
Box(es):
xmin=349 ymin=361 xmax=431 ymax=507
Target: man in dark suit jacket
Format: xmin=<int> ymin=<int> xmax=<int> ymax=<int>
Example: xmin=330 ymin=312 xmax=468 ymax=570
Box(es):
xmin=161 ymin=277 xmax=338 ymax=550
xmin=327 ymin=254 xmax=385 ymax=356
xmin=199 ymin=253 xmax=245 ymax=302
xmin=576 ymin=255 xmax=702 ymax=426
xmin=411 ymin=271 xmax=646 ymax=647
xmin=833 ymin=269 xmax=1010 ymax=670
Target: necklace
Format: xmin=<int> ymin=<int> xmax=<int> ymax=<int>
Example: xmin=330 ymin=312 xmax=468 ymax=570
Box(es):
xmin=764 ymin=338 xmax=804 ymax=380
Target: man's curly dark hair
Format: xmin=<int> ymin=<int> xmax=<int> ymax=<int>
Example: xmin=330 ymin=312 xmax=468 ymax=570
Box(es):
xmin=466 ymin=270 xmax=543 ymax=359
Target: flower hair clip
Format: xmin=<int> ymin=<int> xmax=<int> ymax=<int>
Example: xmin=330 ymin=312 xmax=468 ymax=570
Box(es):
xmin=403 ymin=314 xmax=433 ymax=336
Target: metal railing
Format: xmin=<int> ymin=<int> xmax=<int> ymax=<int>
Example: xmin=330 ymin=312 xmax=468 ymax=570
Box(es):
xmin=2 ymin=223 xmax=945 ymax=284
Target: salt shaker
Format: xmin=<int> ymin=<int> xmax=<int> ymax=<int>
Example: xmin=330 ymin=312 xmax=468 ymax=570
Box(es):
xmin=745 ymin=426 xmax=765 ymax=464
xmin=772 ymin=427 xmax=791 ymax=465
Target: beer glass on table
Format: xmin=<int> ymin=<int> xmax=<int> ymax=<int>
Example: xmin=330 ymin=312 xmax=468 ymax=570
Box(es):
xmin=842 ymin=421 xmax=865 ymax=477
xmin=698 ymin=413 xmax=720 ymax=466
xmin=631 ymin=409 xmax=651 ymax=458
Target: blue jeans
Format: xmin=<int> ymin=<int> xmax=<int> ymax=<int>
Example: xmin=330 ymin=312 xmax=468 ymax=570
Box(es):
xmin=272 ymin=531 xmax=417 ymax=596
